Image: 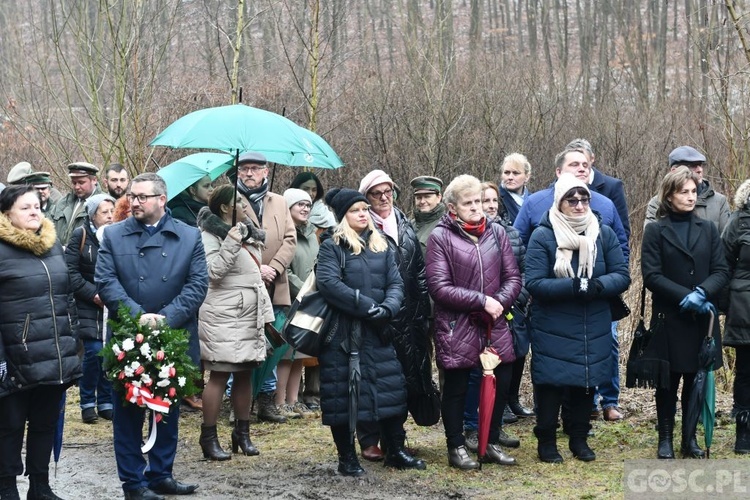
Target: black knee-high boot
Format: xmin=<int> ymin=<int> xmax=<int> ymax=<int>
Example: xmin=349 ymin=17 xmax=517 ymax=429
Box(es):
xmin=331 ymin=425 xmax=365 ymax=476
xmin=656 ymin=390 xmax=675 ymax=459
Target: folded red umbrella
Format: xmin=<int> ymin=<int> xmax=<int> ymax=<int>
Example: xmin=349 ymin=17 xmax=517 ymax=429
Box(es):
xmin=473 ymin=312 xmax=502 ymax=460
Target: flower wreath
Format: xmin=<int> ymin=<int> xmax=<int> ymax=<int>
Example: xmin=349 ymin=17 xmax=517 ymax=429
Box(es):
xmin=101 ymin=305 xmax=199 ymax=451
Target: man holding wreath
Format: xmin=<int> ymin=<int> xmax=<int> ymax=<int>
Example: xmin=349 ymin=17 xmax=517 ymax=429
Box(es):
xmin=96 ymin=172 xmax=208 ymax=500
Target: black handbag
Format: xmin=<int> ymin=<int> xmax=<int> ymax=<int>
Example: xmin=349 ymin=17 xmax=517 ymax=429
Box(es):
xmin=281 ymin=270 xmax=331 ymax=357
xmin=625 ymin=287 xmax=670 ymax=389
xmin=506 ymin=302 xmax=530 ymax=358
xmin=408 ymin=379 xmax=441 ymax=426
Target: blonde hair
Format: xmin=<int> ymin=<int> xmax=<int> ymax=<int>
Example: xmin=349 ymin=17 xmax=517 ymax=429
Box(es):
xmin=332 ymin=202 xmax=388 ymax=255
xmin=501 ymin=153 xmax=532 ymax=177
xmin=444 ymin=175 xmax=482 ymax=206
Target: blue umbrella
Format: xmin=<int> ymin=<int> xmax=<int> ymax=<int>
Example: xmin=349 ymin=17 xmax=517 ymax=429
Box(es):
xmin=149 ymin=103 xmax=344 ymax=169
xmin=157 ymin=152 xmax=235 ymax=201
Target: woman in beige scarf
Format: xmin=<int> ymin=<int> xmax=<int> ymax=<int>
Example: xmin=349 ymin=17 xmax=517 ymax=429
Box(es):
xmin=525 ymin=173 xmax=630 ymax=464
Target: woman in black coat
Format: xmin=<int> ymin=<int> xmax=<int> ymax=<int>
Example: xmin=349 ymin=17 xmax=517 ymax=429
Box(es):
xmin=0 ymin=185 xmax=81 ymax=500
xmin=64 ymin=194 xmax=116 ymax=424
xmin=316 ymin=188 xmax=426 ymax=476
xmin=642 ymin=166 xmax=729 ymax=459
xmin=721 ymin=178 xmax=750 ymax=454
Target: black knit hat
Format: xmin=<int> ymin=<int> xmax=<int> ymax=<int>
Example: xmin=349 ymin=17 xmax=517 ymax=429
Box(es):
xmin=325 ymin=188 xmax=369 ymax=223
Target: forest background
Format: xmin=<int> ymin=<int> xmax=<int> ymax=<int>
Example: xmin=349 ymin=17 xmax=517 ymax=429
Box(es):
xmin=2 ymin=0 xmax=750 ymax=305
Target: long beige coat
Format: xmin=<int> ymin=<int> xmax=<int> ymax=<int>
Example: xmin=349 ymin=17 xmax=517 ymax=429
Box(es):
xmin=198 ymin=231 xmax=275 ymax=365
xmin=245 ymin=191 xmax=297 ymax=306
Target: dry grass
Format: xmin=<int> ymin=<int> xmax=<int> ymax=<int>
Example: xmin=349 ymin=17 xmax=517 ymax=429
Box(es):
xmin=59 ymin=372 xmax=748 ymax=499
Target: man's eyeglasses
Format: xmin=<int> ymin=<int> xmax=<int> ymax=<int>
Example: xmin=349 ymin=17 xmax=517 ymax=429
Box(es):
xmin=563 ymin=197 xmax=591 ymax=208
xmin=126 ymin=193 xmax=161 ymax=203
xmin=295 ymin=202 xmax=312 ymax=209
xmin=368 ymin=188 xmax=393 ymax=199
xmin=238 ymin=165 xmax=267 ymax=174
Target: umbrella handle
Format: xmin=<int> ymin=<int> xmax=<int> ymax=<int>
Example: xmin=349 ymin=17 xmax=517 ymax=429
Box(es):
xmin=707 ymin=309 xmax=714 ymax=339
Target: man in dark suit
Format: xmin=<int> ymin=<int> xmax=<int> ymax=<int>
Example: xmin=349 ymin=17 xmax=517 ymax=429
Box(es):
xmin=96 ymin=172 xmax=208 ymax=500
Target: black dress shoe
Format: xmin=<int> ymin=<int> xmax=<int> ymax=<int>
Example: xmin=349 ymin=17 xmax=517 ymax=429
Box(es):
xmin=150 ymin=478 xmax=198 ymax=495
xmin=124 ymin=487 xmax=165 ymax=500
xmin=502 ymin=405 xmax=519 ymax=424
xmin=508 ymin=401 xmax=535 ymax=418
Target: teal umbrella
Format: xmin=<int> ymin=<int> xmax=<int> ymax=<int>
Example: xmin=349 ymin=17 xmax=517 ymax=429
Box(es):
xmin=149 ymin=103 xmax=344 ymax=169
xmin=157 ymin=152 xmax=235 ymax=201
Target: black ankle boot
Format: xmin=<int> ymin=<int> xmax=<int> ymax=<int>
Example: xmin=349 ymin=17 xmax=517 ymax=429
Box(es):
xmin=331 ymin=426 xmax=365 ymax=477
xmin=26 ymin=474 xmax=63 ymax=500
xmin=0 ymin=476 xmax=20 ymax=500
xmin=657 ymin=417 xmax=675 ymax=459
xmin=384 ymin=447 xmax=427 ymax=470
xmin=231 ymin=420 xmax=259 ymax=456
xmin=736 ymin=411 xmax=750 ymax=454
xmin=534 ymin=428 xmax=563 ymax=463
xmin=338 ymin=448 xmax=366 ymax=476
xmin=199 ymin=424 xmax=231 ymax=461
xmin=569 ymin=437 xmax=596 ymax=462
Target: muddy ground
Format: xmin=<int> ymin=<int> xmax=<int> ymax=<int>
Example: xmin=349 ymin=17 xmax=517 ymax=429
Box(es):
xmin=22 ymin=382 xmax=744 ymax=500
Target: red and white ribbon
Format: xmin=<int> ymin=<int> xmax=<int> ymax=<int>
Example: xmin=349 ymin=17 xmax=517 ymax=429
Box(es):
xmin=125 ymin=383 xmax=171 ymax=413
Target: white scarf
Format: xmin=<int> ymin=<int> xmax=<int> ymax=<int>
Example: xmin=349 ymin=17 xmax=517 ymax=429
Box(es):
xmin=549 ymin=207 xmax=599 ymax=279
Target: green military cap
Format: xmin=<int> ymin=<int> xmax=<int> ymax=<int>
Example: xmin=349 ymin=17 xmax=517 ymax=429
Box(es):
xmin=410 ymin=175 xmax=443 ymax=195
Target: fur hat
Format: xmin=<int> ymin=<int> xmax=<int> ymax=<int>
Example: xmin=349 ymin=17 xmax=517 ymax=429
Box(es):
xmin=85 ymin=193 xmax=116 ymax=219
xmin=283 ymin=188 xmax=312 ymax=208
xmin=325 ymin=188 xmax=368 ymax=223
xmin=734 ymin=179 xmax=750 ymax=210
xmin=358 ymin=169 xmax=394 ymax=195
xmin=554 ymin=173 xmax=590 ymax=210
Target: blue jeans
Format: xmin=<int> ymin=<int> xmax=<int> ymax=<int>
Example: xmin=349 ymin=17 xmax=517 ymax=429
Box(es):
xmin=260 ymin=367 xmax=277 ymax=394
xmin=593 ymin=321 xmax=620 ymax=410
xmin=79 ymin=339 xmax=113 ymax=411
xmin=463 ymin=368 xmax=482 ymax=432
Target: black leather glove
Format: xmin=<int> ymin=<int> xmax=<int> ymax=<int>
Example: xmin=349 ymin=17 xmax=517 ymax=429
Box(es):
xmin=0 ymin=360 xmax=7 ymax=383
xmin=573 ymin=277 xmax=602 ymax=301
xmin=368 ymin=305 xmax=391 ymax=322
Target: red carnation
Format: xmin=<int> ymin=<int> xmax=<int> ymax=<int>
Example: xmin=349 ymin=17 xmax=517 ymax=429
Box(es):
xmin=156 ymin=351 xmax=165 ymax=361
xmin=118 ymin=371 xmax=126 ymax=380
xmin=168 ymin=387 xmax=176 ymax=398
xmin=135 ymin=333 xmax=144 ymax=343
xmin=117 ymin=352 xmax=126 ymax=361
xmin=169 ymin=367 xmax=176 ymax=378
xmin=135 ymin=366 xmax=145 ymax=376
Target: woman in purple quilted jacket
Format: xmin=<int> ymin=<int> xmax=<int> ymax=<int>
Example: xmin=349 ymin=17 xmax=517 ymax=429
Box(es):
xmin=425 ymin=174 xmax=522 ymax=471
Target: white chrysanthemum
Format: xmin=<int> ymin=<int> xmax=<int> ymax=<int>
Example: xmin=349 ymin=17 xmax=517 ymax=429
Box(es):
xmin=130 ymin=360 xmax=141 ymax=369
xmin=140 ymin=343 xmax=152 ymax=359
xmin=122 ymin=338 xmax=135 ymax=351
xmin=177 ymin=376 xmax=186 ymax=387
xmin=124 ymin=366 xmax=134 ymax=377
xmin=112 ymin=344 xmax=122 ymax=355
xmin=158 ymin=363 xmax=173 ymax=379
xmin=140 ymin=374 xmax=152 ymax=385
xmin=156 ymin=379 xmax=171 ymax=388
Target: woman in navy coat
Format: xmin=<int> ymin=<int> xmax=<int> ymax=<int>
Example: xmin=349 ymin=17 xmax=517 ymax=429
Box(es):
xmin=316 ymin=188 xmax=425 ymax=476
xmin=526 ymin=174 xmax=629 ymax=463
